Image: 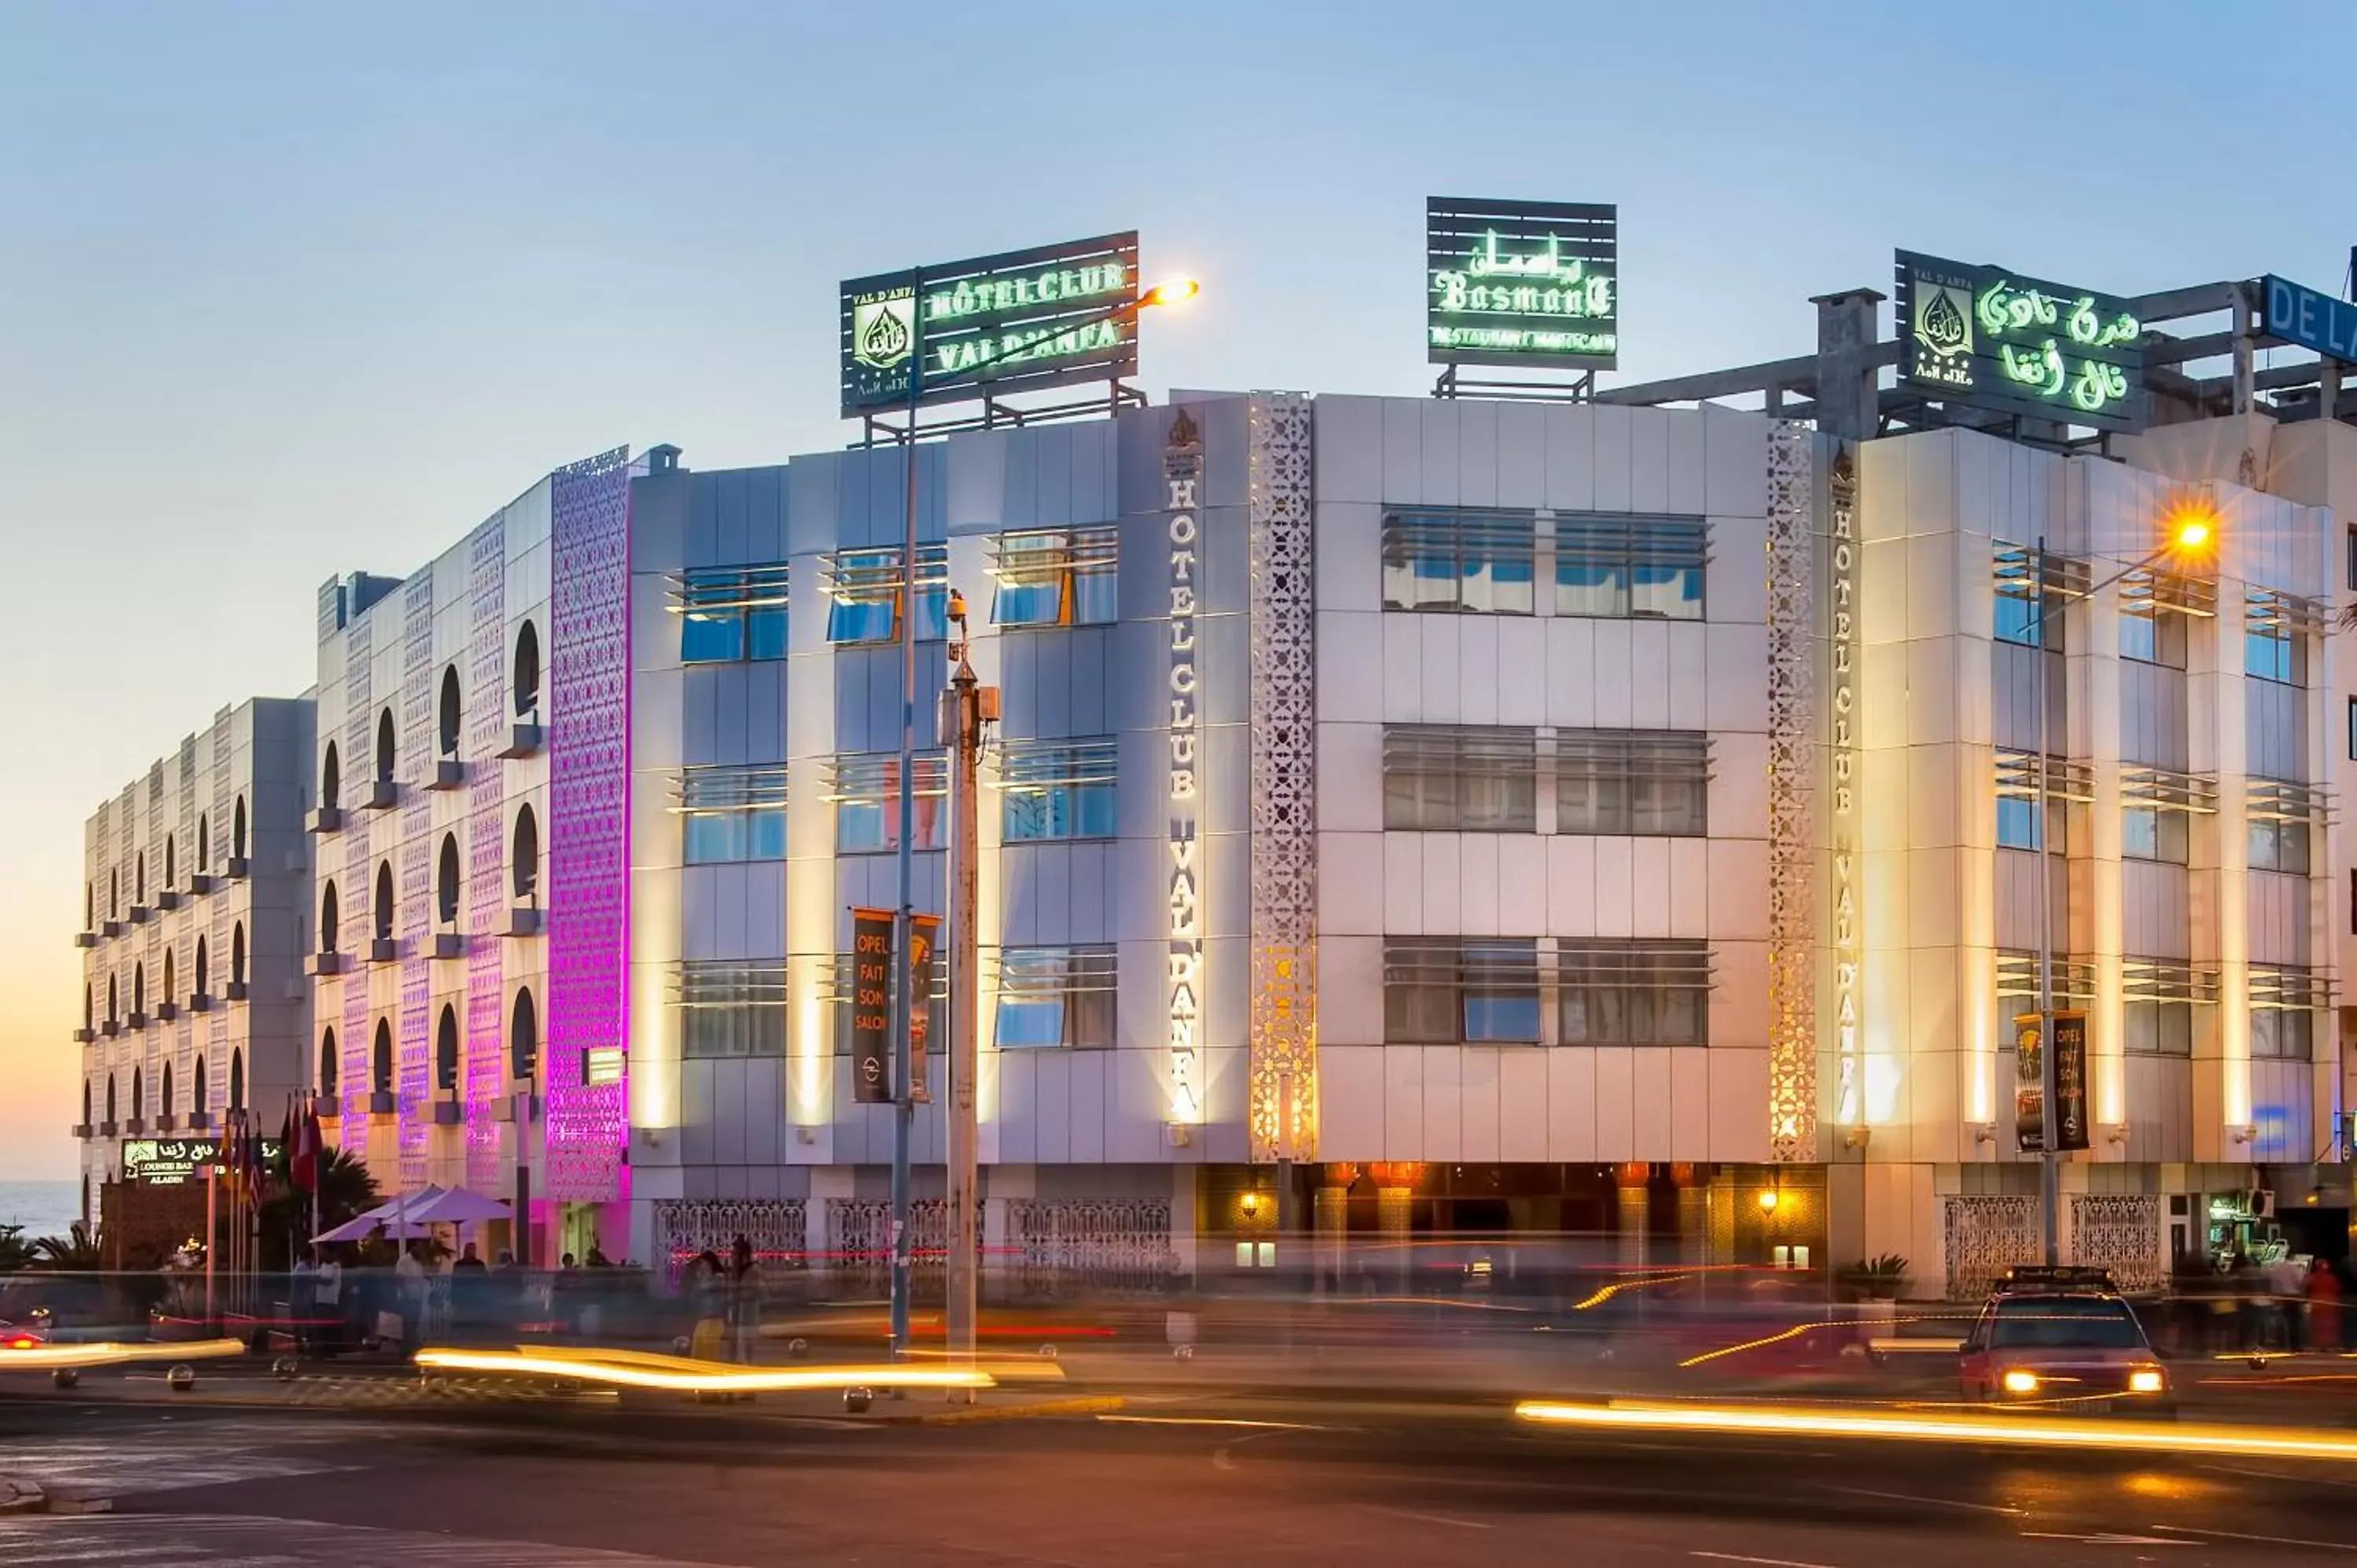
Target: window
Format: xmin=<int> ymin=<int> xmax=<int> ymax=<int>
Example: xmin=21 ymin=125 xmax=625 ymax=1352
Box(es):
xmin=1992 ymin=543 xmax=2069 ymax=650
xmin=374 ymin=861 xmax=395 ymax=942
xmin=376 ymin=708 xmax=397 ymax=783
xmin=510 ymin=988 xmax=537 ymax=1079
xmin=674 ymin=564 xmax=789 ymax=663
xmin=319 ymin=883 xmax=339 ymax=952
xmin=192 ymin=1056 xmax=205 ymax=1115
xmin=1996 ymin=796 xmax=2044 ymax=850
xmin=438 ymin=666 xmax=461 ymax=754
xmin=436 ymin=1006 xmax=459 ymax=1092
xmin=82 ymin=985 xmax=90 ymax=1033
xmin=2249 ymin=816 xmax=2311 ymax=874
xmin=2117 ymin=606 xmax=2184 ymax=666
xmin=1382 ymin=508 xmax=1535 ymax=614
xmin=1556 ymin=514 xmax=1706 ymax=620
xmin=512 ymin=805 xmax=539 ymax=901
xmin=830 ymin=753 xmax=945 ymax=853
xmin=992 ymin=946 xmax=1116 ymax=1049
xmin=161 ymin=1062 xmax=174 ymax=1117
xmin=321 ymin=742 xmax=341 ymax=811
xmin=108 ymin=868 xmax=118 ymax=918
xmin=163 ymin=834 xmax=175 ymax=889
xmin=372 ymin=1021 xmax=393 ymax=1095
xmin=161 ymin=947 xmax=175 ymax=1006
xmin=678 ymin=765 xmax=788 ymax=863
xmin=998 ymin=737 xmax=1117 ymax=842
xmin=233 ymin=796 xmax=247 ymax=860
xmin=2122 ymin=999 xmax=2193 ymax=1057
xmin=1384 ymin=939 xmax=1542 ymax=1043
xmin=231 ymin=921 xmax=246 ymax=986
xmin=823 ymin=545 xmax=948 ymax=645
xmin=437 ymin=833 xmax=461 ymax=925
xmin=2247 ymin=623 xmax=2300 ymax=683
xmin=104 ymin=1075 xmax=115 ymax=1125
xmin=130 ymin=1068 xmax=142 ymax=1120
xmin=135 ymin=852 xmax=146 ymax=904
xmin=105 ymin=974 xmax=118 ymax=1027
xmin=83 ymin=882 xmax=92 ymax=931
xmin=2250 ymin=967 xmax=2322 ymax=1059
xmin=132 ymin=962 xmax=145 ymax=1017
xmin=676 ymin=961 xmax=788 ymax=1058
xmin=512 ymin=620 xmax=541 ymax=716
xmin=196 ymin=812 xmax=208 ymax=872
xmin=1557 ymin=731 xmax=1710 ymax=835
xmin=1383 ymin=727 xmax=1537 ymax=832
xmin=319 ymin=1029 xmax=338 ymax=1097
xmin=2121 ymin=807 xmax=2187 ymax=864
xmin=989 ymin=527 xmax=1117 ymax=628
xmin=229 ymin=1049 xmax=244 ymax=1112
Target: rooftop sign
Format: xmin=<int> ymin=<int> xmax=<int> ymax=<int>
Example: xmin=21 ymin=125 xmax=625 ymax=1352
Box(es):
xmin=1896 ymin=250 xmax=2146 ymax=432
xmin=840 ymin=232 xmax=1142 ymax=417
xmin=2259 ymin=273 xmax=2357 ymax=367
xmin=1428 ymin=197 xmax=1618 ymax=371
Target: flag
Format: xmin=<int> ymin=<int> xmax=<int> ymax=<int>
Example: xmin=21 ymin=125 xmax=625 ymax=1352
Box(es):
xmin=276 ymin=1099 xmax=295 ymax=1188
xmin=292 ymin=1097 xmax=321 ymax=1195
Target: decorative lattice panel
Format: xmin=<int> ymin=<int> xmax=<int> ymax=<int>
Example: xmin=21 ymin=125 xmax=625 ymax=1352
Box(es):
xmin=2070 ymin=1194 xmax=2161 ymax=1292
xmin=827 ymin=1198 xmax=946 ymax=1296
xmin=1246 ymin=393 xmax=1318 ymax=1162
xmin=464 ymin=514 xmax=508 ymax=1191
xmin=398 ymin=573 xmax=435 ymax=1188
xmin=1765 ymin=422 xmax=1817 ymax=1162
xmin=1942 ymin=1193 xmax=2040 ymax=1299
xmin=340 ymin=606 xmax=373 ymax=1138
xmin=1006 ymin=1199 xmax=1176 ymax=1299
xmin=653 ymin=1199 xmax=809 ymax=1286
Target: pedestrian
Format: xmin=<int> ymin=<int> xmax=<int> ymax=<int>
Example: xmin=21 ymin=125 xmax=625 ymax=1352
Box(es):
xmin=394 ymin=1240 xmax=427 ymax=1349
xmin=2310 ymin=1257 xmax=2343 ymax=1353
xmin=726 ymin=1235 xmax=761 ymax=1365
xmin=314 ymin=1248 xmax=343 ymax=1357
xmin=2269 ymin=1251 xmax=2308 ymax=1353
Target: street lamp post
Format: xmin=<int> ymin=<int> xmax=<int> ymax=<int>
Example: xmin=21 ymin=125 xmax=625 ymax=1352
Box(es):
xmin=883 ymin=276 xmax=1199 ymax=1362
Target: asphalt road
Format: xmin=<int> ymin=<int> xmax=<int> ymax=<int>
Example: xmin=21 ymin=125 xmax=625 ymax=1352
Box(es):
xmin=3 ymin=1390 xmax=2357 ymax=1565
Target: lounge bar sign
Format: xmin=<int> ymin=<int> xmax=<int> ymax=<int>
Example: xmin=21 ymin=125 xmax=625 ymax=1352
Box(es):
xmin=2014 ymin=1009 xmax=2091 ymax=1153
xmin=840 ymin=232 xmax=1142 ymax=416
xmin=1428 ymin=196 xmax=1618 ymax=370
xmin=122 ymin=1138 xmax=283 ymax=1186
xmin=1896 ymin=251 xmax=2146 ymax=432
xmin=1164 ymin=409 xmax=1205 ymax=1125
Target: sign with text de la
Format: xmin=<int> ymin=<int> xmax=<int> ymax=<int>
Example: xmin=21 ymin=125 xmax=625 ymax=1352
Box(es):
xmin=2260 ymin=274 xmax=2357 ymax=366
xmin=839 ymin=232 xmax=1142 ymax=417
xmin=850 ymin=908 xmax=896 ymax=1105
xmin=1896 ymin=251 xmax=2146 ymax=433
xmin=1428 ymin=196 xmax=1618 ymax=371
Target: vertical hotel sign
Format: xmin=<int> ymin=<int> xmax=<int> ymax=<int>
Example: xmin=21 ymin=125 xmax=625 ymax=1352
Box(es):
xmin=1165 ymin=410 xmax=1205 ymax=1124
xmin=1824 ymin=448 xmax=1864 ymax=1129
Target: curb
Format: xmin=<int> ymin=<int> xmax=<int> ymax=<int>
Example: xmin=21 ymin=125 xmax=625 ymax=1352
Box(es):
xmin=0 ymin=1477 xmax=44 ymax=1515
xmin=890 ymin=1394 xmax=1126 ymax=1426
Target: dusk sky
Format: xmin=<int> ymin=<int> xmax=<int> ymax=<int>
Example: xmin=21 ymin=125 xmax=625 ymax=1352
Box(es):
xmin=2 ymin=2 xmax=2348 ymax=1178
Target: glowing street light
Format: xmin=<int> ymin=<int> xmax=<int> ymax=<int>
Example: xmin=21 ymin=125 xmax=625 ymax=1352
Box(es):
xmin=1138 ymin=277 xmax=1201 ymax=310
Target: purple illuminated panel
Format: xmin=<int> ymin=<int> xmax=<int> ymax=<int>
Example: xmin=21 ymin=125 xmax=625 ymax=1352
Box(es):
xmin=464 ymin=516 xmax=507 ymax=1191
xmin=544 ymin=446 xmax=632 ymax=1203
xmin=398 ymin=576 xmax=434 ymax=1189
xmin=339 ymin=614 xmax=373 ymax=1139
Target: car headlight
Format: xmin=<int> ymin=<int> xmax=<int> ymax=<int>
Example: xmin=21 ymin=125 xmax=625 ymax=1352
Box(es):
xmin=2000 ymin=1369 xmax=2040 ymax=1394
xmin=2128 ymin=1368 xmax=2165 ymax=1394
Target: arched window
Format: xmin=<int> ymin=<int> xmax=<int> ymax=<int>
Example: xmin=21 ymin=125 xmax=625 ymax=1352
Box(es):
xmin=130 ymin=1067 xmax=143 ymax=1119
xmin=318 ymin=884 xmax=339 ymax=954
xmin=84 ymin=883 xmax=93 ymax=930
xmin=196 ymin=812 xmax=209 ymax=871
xmin=161 ymin=1061 xmax=174 ymax=1116
xmin=163 ymin=833 xmax=176 ymax=889
xmin=161 ymin=947 xmax=175 ymax=1006
xmin=105 ymin=1074 xmax=116 ymax=1124
xmin=192 ymin=1054 xmax=207 ymax=1116
xmin=135 ymin=852 xmax=146 ymax=904
xmin=436 ymin=1005 xmax=459 ymax=1091
xmin=437 ymin=833 xmax=460 ymax=925
xmin=229 ymin=1049 xmax=244 ymax=1112
xmin=319 ymin=1029 xmax=338 ymax=1097
xmin=82 ymin=1080 xmax=90 ymax=1128
xmin=512 ymin=804 xmax=540 ymax=903
xmin=513 ymin=621 xmax=541 ymax=717
xmin=105 ymin=974 xmax=118 ymax=1026
xmin=438 ymin=665 xmax=462 ymax=755
xmin=108 ymin=868 xmax=119 ymax=918
xmin=321 ymin=742 xmax=341 ymax=811
xmin=132 ymin=962 xmax=145 ymax=1017
xmin=194 ymin=936 xmax=209 ymax=998
xmin=82 ymin=984 xmax=91 ymax=1032
xmin=373 ymin=861 xmax=394 ymax=942
xmin=372 ymin=1020 xmax=394 ymax=1095
xmin=510 ymin=987 xmax=538 ymax=1080
xmin=376 ymin=709 xmax=397 ymax=786
xmin=233 ymin=797 xmax=247 ymax=860
xmin=231 ymin=921 xmax=247 ymax=986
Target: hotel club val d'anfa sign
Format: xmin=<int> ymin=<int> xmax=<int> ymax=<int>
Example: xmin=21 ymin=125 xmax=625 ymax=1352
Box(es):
xmin=1897 ymin=250 xmax=2146 ymax=432
xmin=840 ymin=231 xmax=1142 ymax=416
xmin=1428 ymin=196 xmax=1618 ymax=372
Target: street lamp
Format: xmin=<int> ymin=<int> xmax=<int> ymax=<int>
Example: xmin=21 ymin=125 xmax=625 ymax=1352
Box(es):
xmin=885 ymin=274 xmax=1201 ymax=1364
xmin=2020 ymin=508 xmax=2217 ymax=1266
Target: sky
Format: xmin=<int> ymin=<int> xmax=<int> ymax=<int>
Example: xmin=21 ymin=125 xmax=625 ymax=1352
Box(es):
xmin=2 ymin=2 xmax=2350 ymax=1180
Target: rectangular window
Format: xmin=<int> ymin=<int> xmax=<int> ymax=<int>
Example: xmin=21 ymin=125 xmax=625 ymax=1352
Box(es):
xmin=673 ymin=566 xmax=788 ymax=665
xmin=2246 ymin=625 xmax=2299 ymax=683
xmin=1556 ymin=514 xmax=1706 ymax=621
xmin=992 ymin=946 xmax=1116 ymax=1049
xmin=1996 ymin=795 xmax=2042 ymax=851
xmin=676 ymin=765 xmax=788 ymax=864
xmin=675 ymin=961 xmax=788 ymax=1058
xmin=2250 ymin=1006 xmax=2315 ymax=1061
xmin=828 ymin=752 xmax=946 ymax=853
xmin=997 ymin=737 xmax=1116 ymax=843
xmin=990 ymin=526 xmax=1118 ymax=628
xmin=1992 ymin=543 xmax=2069 ymax=650
xmin=1384 ymin=938 xmax=1541 ymax=1043
xmin=826 ymin=948 xmax=944 ymax=1057
xmin=2120 ymin=807 xmax=2187 ymax=864
xmin=823 ymin=545 xmax=948 ymax=646
xmin=1559 ymin=941 xmax=1711 ymax=1046
xmin=2248 ymin=816 xmax=2311 ymax=875
xmin=1556 ymin=731 xmax=1710 ymax=836
xmin=1380 ymin=509 xmax=1537 ymax=614
xmin=2121 ymin=998 xmax=2193 ymax=1057
xmin=1381 ymin=727 xmax=1538 ymax=832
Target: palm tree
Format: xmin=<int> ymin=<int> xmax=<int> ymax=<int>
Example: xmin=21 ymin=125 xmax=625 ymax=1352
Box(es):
xmin=258 ymin=1147 xmax=382 ymax=1263
xmin=0 ymin=1224 xmax=35 ymax=1272
xmin=33 ymin=1222 xmax=104 ymax=1271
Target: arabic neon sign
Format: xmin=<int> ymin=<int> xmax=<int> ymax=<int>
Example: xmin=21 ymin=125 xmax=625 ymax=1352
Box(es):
xmin=1428 ymin=197 xmax=1618 ymax=371
xmin=1897 ymin=250 xmax=2145 ymax=432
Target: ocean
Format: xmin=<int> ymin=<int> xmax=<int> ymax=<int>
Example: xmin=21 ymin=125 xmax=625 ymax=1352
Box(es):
xmin=0 ymin=1181 xmax=82 ymax=1241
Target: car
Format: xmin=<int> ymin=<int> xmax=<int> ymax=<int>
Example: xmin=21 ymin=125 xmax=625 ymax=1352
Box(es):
xmin=1958 ymin=1267 xmax=2172 ymax=1413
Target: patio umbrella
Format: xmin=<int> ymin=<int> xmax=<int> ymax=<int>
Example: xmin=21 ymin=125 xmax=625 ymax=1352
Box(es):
xmin=313 ymin=1185 xmax=446 ymax=1244
xmin=401 ymin=1187 xmax=511 ymax=1225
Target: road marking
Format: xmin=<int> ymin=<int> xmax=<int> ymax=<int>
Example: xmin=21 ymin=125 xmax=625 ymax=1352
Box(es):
xmin=1821 ymin=1485 xmax=2020 ymax=1516
xmin=2020 ymin=1532 xmax=2187 ymax=1546
xmin=2197 ymin=1461 xmax=2357 ymax=1489
xmin=1365 ymin=1505 xmax=1490 ymax=1530
xmin=1689 ymin=1552 xmax=1837 ymax=1568
xmin=1098 ymin=1415 xmax=1325 ymax=1431
xmin=2152 ymin=1522 xmax=2357 ymax=1553
xmin=0 ymin=1513 xmax=715 ymax=1566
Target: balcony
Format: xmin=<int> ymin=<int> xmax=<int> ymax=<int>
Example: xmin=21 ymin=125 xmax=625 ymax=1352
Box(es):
xmin=504 ymin=907 xmax=544 ymax=938
xmin=100 ymin=919 xmax=123 ymax=939
xmin=123 ymin=1118 xmax=144 ymax=1135
xmin=185 ymin=1111 xmax=212 ymax=1131
xmin=306 ymin=952 xmax=343 ymax=978
xmin=188 ymin=873 xmax=215 ymax=896
xmin=125 ymin=1010 xmax=148 ymax=1031
xmin=155 ymin=1001 xmax=178 ymax=1023
xmin=369 ymin=937 xmax=399 ymax=964
xmin=497 ymin=720 xmax=545 ymax=760
xmin=429 ymin=757 xmax=464 ymax=790
xmin=128 ymin=904 xmax=152 ymax=925
xmin=362 ymin=779 xmax=398 ymax=811
xmin=224 ymin=980 xmax=249 ymax=1002
xmin=97 ymin=1121 xmax=117 ymax=1138
xmin=74 ymin=931 xmax=97 ymax=949
xmin=223 ymin=856 xmax=249 ymax=881
xmin=431 ymin=932 xmax=465 ymax=960
xmin=71 ymin=1123 xmax=92 ymax=1139
xmin=432 ymin=1101 xmax=462 ymax=1127
xmin=101 ymin=1020 xmax=119 ymax=1038
xmin=368 ymin=1091 xmax=396 ymax=1116
xmin=70 ymin=1028 xmax=93 ymax=1044
xmin=156 ymin=890 xmax=183 ymax=912
xmin=493 ymin=1091 xmax=541 ymax=1124
xmin=154 ymin=1113 xmax=176 ymax=1133
xmin=188 ymin=992 xmax=213 ymax=1013
xmin=309 ymin=805 xmax=344 ymax=835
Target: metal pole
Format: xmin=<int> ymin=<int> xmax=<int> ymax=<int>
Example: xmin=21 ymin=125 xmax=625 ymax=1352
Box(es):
xmin=889 ymin=269 xmax=922 ymax=1361
xmin=2034 ymin=537 xmax=2060 ymax=1266
xmin=204 ymin=1161 xmax=216 ymax=1328
xmin=944 ymin=613 xmax=984 ymax=1381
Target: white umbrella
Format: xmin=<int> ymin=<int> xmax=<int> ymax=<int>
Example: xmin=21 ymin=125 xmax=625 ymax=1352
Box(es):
xmin=401 ymin=1187 xmax=511 ymax=1225
xmin=313 ymin=1185 xmax=446 ymax=1244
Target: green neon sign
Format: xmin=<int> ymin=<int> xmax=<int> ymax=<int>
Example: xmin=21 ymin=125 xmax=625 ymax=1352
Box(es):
xmin=1897 ymin=250 xmax=2145 ymax=432
xmin=1428 ymin=197 xmax=1618 ymax=371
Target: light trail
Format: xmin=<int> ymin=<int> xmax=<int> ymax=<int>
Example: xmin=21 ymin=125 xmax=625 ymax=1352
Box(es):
xmin=0 ymin=1338 xmax=245 ymax=1372
xmin=415 ymin=1346 xmax=997 ymax=1394
xmin=1516 ymin=1398 xmax=2357 ymax=1461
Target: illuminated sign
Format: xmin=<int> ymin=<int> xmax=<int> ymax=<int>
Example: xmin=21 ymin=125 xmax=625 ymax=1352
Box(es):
xmin=840 ymin=232 xmax=1142 ymax=416
xmin=850 ymin=908 xmax=894 ymax=1104
xmin=1896 ymin=251 xmax=2145 ymax=432
xmin=2259 ymin=274 xmax=2357 ymax=366
xmin=2016 ymin=1009 xmax=2090 ymax=1153
xmin=907 ymin=913 xmax=940 ymax=1102
xmin=1428 ymin=196 xmax=1618 ymax=370
xmin=121 ymin=1138 xmax=282 ymax=1187
xmin=1824 ymin=450 xmax=1863 ymax=1127
xmin=1164 ymin=410 xmax=1204 ymax=1123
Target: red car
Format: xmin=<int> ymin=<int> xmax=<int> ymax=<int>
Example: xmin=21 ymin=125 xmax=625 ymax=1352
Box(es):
xmin=1958 ymin=1271 xmax=2172 ymax=1413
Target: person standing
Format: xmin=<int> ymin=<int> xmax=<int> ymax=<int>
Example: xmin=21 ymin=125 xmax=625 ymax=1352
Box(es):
xmin=726 ymin=1235 xmax=761 ymax=1366
xmin=313 ymin=1250 xmax=343 ymax=1357
xmin=2309 ymin=1257 xmax=2343 ymax=1354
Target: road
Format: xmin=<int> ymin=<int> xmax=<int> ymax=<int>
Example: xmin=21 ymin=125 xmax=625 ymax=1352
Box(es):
xmin=4 ymin=1386 xmax=2357 ymax=1565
